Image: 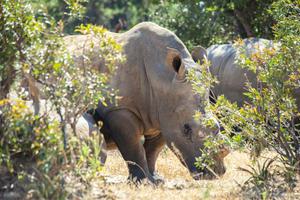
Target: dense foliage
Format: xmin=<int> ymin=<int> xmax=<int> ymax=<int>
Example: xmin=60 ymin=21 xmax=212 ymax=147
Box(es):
xmin=148 ymin=0 xmax=277 ymax=48
xmin=0 ymin=0 xmax=123 ymax=198
xmin=148 ymin=1 xmax=236 ymax=48
xmin=189 ymin=0 xmax=300 ymax=197
xmin=30 ymin=0 xmax=147 ymax=33
xmin=217 ymin=0 xmax=300 ymax=169
xmin=11 ymin=0 xmax=282 ymax=48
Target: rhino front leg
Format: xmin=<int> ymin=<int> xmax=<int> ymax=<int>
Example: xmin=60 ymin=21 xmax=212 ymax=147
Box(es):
xmin=144 ymin=133 xmax=165 ymax=183
xmin=105 ymin=110 xmax=155 ymax=183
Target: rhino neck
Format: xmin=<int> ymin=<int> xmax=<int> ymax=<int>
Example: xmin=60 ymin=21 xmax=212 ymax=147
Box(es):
xmin=108 ymin=32 xmax=161 ymax=133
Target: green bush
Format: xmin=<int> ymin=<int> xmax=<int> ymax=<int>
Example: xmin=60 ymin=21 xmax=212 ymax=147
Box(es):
xmin=0 ymin=0 xmax=123 ymax=198
xmin=190 ymin=0 xmax=300 ymax=196
xmin=148 ymin=0 xmax=275 ymax=48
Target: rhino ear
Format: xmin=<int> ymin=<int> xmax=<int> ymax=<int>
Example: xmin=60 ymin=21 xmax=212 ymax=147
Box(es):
xmin=166 ymin=47 xmax=185 ymax=78
xmin=191 ymin=45 xmax=207 ymax=64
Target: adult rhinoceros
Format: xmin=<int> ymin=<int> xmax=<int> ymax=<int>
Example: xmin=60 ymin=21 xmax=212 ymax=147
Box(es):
xmin=192 ymin=38 xmax=278 ymax=106
xmin=64 ymin=22 xmax=229 ymax=183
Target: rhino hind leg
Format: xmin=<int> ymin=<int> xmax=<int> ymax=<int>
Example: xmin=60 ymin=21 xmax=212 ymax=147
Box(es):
xmin=104 ymin=110 xmax=156 ymax=183
xmin=99 ymin=136 xmax=107 ymax=166
xmin=144 ymin=134 xmax=165 ymax=183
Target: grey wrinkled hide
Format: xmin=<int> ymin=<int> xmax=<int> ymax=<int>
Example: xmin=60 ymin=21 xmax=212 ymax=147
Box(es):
xmin=208 ymin=38 xmax=275 ymax=106
xmin=64 ymin=22 xmax=228 ymax=183
xmin=193 ymin=38 xmax=300 ymax=110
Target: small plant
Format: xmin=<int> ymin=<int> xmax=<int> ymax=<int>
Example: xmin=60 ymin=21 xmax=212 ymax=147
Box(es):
xmin=239 ymin=158 xmax=276 ymax=190
xmin=238 ymin=157 xmax=294 ymax=200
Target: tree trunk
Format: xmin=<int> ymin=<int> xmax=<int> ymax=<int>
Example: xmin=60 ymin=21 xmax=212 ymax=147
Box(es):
xmin=234 ymin=9 xmax=254 ymax=37
xmin=0 ymin=66 xmax=15 ymax=100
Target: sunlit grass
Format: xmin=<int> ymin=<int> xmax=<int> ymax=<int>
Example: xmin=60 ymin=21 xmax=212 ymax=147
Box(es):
xmin=85 ymin=149 xmax=264 ymax=199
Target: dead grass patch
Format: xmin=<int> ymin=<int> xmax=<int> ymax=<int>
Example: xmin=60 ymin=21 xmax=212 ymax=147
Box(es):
xmin=87 ymin=149 xmax=263 ymax=199
xmin=2 ymin=149 xmax=300 ymax=199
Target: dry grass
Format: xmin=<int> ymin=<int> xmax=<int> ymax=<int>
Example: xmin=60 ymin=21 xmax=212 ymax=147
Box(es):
xmin=2 ymin=148 xmax=300 ymax=199
xmin=81 ymin=149 xmax=264 ymax=200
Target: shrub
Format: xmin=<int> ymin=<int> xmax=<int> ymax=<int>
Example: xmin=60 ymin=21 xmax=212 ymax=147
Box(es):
xmin=0 ymin=0 xmax=123 ymax=198
xmin=191 ymin=0 xmax=300 ymax=195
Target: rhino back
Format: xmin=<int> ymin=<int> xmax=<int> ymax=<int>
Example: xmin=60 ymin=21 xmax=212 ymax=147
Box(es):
xmin=207 ymin=43 xmax=253 ymax=106
xmin=208 ymin=38 xmax=274 ymax=106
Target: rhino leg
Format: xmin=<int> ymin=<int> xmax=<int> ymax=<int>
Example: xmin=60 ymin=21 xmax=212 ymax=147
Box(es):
xmin=144 ymin=134 xmax=165 ymax=182
xmin=104 ymin=110 xmax=155 ymax=183
xmin=99 ymin=136 xmax=107 ymax=166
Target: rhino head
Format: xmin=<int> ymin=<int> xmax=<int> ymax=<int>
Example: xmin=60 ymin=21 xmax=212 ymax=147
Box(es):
xmin=139 ymin=28 xmax=229 ymax=179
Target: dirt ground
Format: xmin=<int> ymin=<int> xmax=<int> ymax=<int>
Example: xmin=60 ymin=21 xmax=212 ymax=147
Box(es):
xmin=2 ymin=148 xmax=300 ymax=199
xmin=78 ymin=149 xmax=300 ymax=200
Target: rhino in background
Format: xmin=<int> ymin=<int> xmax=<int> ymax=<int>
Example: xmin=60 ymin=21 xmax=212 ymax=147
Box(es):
xmin=192 ymin=38 xmax=278 ymax=107
xmin=65 ymin=22 xmax=229 ymax=184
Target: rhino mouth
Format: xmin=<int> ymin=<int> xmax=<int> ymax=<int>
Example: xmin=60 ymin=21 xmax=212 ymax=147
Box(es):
xmin=191 ymin=166 xmax=226 ymax=180
xmin=190 ymin=158 xmax=227 ymax=180
xmin=169 ymin=142 xmax=227 ymax=180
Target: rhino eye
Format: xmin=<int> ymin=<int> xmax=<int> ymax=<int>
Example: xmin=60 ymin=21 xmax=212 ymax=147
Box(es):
xmin=183 ymin=123 xmax=193 ymax=136
xmin=183 ymin=123 xmax=193 ymax=141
